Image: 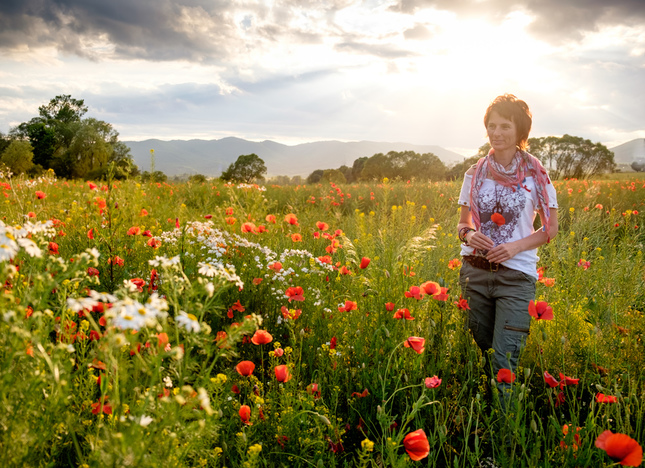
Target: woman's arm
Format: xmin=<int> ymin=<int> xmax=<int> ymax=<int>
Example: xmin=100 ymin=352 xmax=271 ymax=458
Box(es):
xmin=485 ymin=208 xmax=559 ymax=263
xmin=457 ymin=205 xmax=494 ymax=253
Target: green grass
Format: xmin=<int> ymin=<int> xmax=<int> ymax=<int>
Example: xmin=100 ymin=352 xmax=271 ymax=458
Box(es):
xmin=0 ymin=173 xmax=644 ymax=467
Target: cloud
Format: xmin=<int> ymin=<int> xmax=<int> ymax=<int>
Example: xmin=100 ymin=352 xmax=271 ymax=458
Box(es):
xmin=335 ymin=41 xmax=416 ymax=58
xmin=403 ymin=24 xmax=433 ymax=40
xmin=0 ymin=0 xmax=364 ymax=63
xmin=388 ymin=0 xmax=645 ymax=43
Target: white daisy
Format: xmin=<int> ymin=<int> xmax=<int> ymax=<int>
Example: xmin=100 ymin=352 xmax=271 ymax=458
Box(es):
xmin=175 ymin=311 xmax=201 ymax=333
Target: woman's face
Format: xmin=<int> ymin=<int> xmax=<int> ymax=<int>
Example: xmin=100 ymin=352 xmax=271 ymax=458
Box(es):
xmin=486 ymin=111 xmax=518 ymax=154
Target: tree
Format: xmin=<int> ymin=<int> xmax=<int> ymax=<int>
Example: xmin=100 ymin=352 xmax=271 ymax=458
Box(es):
xmin=351 ymin=157 xmax=368 ymax=181
xmin=528 ymin=135 xmax=615 ymax=179
xmin=1 ymin=140 xmax=35 ymax=175
xmin=10 ymin=95 xmax=137 ymax=179
xmin=631 ymin=160 xmax=645 ymax=172
xmin=306 ymin=169 xmax=324 ymax=184
xmin=359 ymin=153 xmax=392 ymax=180
xmin=220 ymin=154 xmax=267 ymax=183
xmin=446 ymin=155 xmax=479 ymax=180
xmin=322 ymin=169 xmax=347 ymax=184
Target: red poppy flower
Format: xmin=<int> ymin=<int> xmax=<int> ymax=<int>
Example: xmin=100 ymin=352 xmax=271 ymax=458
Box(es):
xmin=393 ymin=308 xmax=414 ymax=320
xmin=491 ymin=212 xmax=506 ymax=226
xmin=560 ymin=424 xmax=581 ymax=451
xmin=454 ymin=297 xmax=470 ymax=310
xmin=231 ymin=300 xmax=245 ymax=312
xmin=140 ymin=208 xmax=148 ymax=217
xmin=225 ymin=207 xmax=234 ymax=215
xmin=87 ymin=182 xmax=97 ymax=190
xmin=236 ymin=360 xmax=255 ymax=376
xmin=126 ymin=226 xmax=141 ymax=236
xmin=316 ymin=221 xmax=329 ymax=231
xmin=351 ymin=388 xmax=369 ymax=398
xmin=251 ymin=330 xmax=273 ymax=345
xmin=596 ymin=393 xmax=618 ymax=403
xmin=147 ymin=238 xmax=161 ymax=248
xmin=528 ymin=300 xmax=554 ymax=321
xmin=577 ymin=259 xmax=591 ymax=270
xmin=142 ymin=230 xmax=152 ymax=237
xmin=433 ymin=287 xmax=449 ymax=301
xmin=330 ymin=336 xmax=337 ymax=349
xmin=404 ymin=286 xmax=424 ymax=300
xmin=239 ymin=405 xmax=252 ymax=424
xmin=307 ymin=383 xmax=321 ymax=398
xmin=275 ymin=365 xmax=291 ymax=382
xmin=129 ymin=278 xmax=146 ymax=292
xmin=284 ymin=213 xmax=299 ymax=225
xmin=204 ymin=214 xmax=213 ymax=219
xmin=420 ymin=281 xmax=440 ymax=296
xmin=91 ymin=396 xmax=112 ymax=415
xmin=87 ymin=228 xmax=94 ymax=239
xmin=556 ymin=391 xmax=566 ymax=407
xmin=241 ymin=222 xmax=256 ymax=233
xmin=268 ymin=261 xmax=282 ymax=272
xmin=558 ymin=373 xmax=579 ymax=387
xmin=35 ymin=191 xmax=46 ymax=199
xmin=359 ymin=257 xmax=370 ymax=269
xmin=318 ymin=255 xmax=332 ymax=264
xmin=265 ymin=214 xmax=276 ymax=223
xmin=47 ymin=242 xmax=59 ymax=254
xmin=543 ymin=371 xmax=559 ymax=388
xmin=497 ymin=368 xmax=516 ymax=384
xmin=285 ymin=286 xmax=305 ymax=302
xmin=385 ymin=302 xmax=395 ymax=311
xmin=448 ymin=258 xmax=462 ymax=270
xmin=291 ymin=233 xmax=302 ymax=242
xmin=274 ymin=347 xmax=284 ymax=357
xmin=425 ymin=376 xmax=442 ymax=388
xmin=404 ymin=336 xmax=425 ymax=354
xmin=252 ymin=278 xmax=263 ymax=285
xmin=281 ymin=306 xmax=301 ymax=320
xmin=403 ymin=429 xmax=430 ymax=461
xmin=256 ymin=225 xmax=267 ymax=233
xmin=87 ymin=267 xmax=99 ymax=277
xmin=595 ymin=430 xmax=642 ymax=467
xmin=225 ymin=217 xmax=236 ymax=225
xmin=338 ymin=300 xmax=357 ymax=312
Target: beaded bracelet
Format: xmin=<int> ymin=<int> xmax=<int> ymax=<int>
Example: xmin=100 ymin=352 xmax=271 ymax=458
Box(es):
xmin=458 ymin=227 xmax=475 ymax=245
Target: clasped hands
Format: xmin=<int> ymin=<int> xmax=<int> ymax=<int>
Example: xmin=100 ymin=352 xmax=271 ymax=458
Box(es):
xmin=467 ymin=231 xmax=519 ymax=263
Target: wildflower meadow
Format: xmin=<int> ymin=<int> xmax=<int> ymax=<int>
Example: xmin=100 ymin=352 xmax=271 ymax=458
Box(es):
xmin=1 ymin=167 xmax=644 ymax=467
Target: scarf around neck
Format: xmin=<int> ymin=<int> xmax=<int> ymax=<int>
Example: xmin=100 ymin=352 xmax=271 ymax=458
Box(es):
xmin=469 ymin=149 xmax=553 ymax=240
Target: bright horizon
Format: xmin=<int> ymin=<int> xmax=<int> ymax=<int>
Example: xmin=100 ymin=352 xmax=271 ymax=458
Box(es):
xmin=1 ymin=1 xmax=644 ymax=157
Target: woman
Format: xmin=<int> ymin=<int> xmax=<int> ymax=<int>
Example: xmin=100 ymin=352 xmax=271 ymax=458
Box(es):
xmin=456 ymin=94 xmax=558 ymax=405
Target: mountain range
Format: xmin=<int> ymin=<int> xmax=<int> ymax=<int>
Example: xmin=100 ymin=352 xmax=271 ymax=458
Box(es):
xmin=123 ymin=137 xmax=467 ymax=177
xmin=123 ymin=137 xmax=645 ymax=177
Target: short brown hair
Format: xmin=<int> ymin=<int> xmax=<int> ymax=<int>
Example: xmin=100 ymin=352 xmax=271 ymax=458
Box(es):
xmin=484 ymin=94 xmax=532 ymax=150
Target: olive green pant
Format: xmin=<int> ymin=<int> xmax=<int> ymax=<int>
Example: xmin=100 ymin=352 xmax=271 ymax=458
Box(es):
xmin=459 ymin=261 xmax=536 ymax=406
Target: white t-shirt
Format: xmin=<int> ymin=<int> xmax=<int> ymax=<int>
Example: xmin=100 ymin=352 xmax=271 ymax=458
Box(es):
xmin=458 ymin=173 xmax=558 ymax=279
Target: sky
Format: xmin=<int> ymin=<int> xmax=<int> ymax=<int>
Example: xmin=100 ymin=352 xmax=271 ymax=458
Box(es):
xmin=0 ymin=0 xmax=644 ymax=157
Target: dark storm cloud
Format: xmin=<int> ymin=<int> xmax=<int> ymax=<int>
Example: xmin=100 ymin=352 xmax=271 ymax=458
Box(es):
xmin=0 ymin=0 xmax=255 ymax=61
xmin=389 ymin=0 xmax=645 ymax=42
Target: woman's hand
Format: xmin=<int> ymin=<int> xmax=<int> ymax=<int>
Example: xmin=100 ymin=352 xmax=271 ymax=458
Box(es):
xmin=467 ymin=231 xmax=494 ymax=253
xmin=486 ymin=242 xmax=520 ymax=263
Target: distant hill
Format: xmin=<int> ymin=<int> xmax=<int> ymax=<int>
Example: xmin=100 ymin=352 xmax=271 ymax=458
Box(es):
xmin=610 ymin=139 xmax=645 ymax=164
xmin=123 ymin=137 xmax=466 ymax=177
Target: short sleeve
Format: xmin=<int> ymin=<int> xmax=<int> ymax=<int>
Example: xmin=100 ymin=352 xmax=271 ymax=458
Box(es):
xmin=458 ymin=173 xmax=472 ymax=207
xmin=546 ymin=177 xmax=558 ymax=209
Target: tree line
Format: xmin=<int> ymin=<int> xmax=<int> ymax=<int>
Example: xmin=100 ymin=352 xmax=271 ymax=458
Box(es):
xmin=1 ymin=96 xmax=617 ymax=182
xmin=0 ymin=95 xmax=137 ymax=179
xmin=303 ymin=136 xmax=616 ymax=184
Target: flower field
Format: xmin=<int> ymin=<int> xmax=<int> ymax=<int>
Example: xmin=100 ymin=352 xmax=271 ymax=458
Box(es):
xmin=1 ymin=169 xmax=644 ymax=467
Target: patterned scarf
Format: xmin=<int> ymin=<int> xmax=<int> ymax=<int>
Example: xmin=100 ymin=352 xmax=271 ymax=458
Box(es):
xmin=470 ymin=149 xmax=553 ymax=240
